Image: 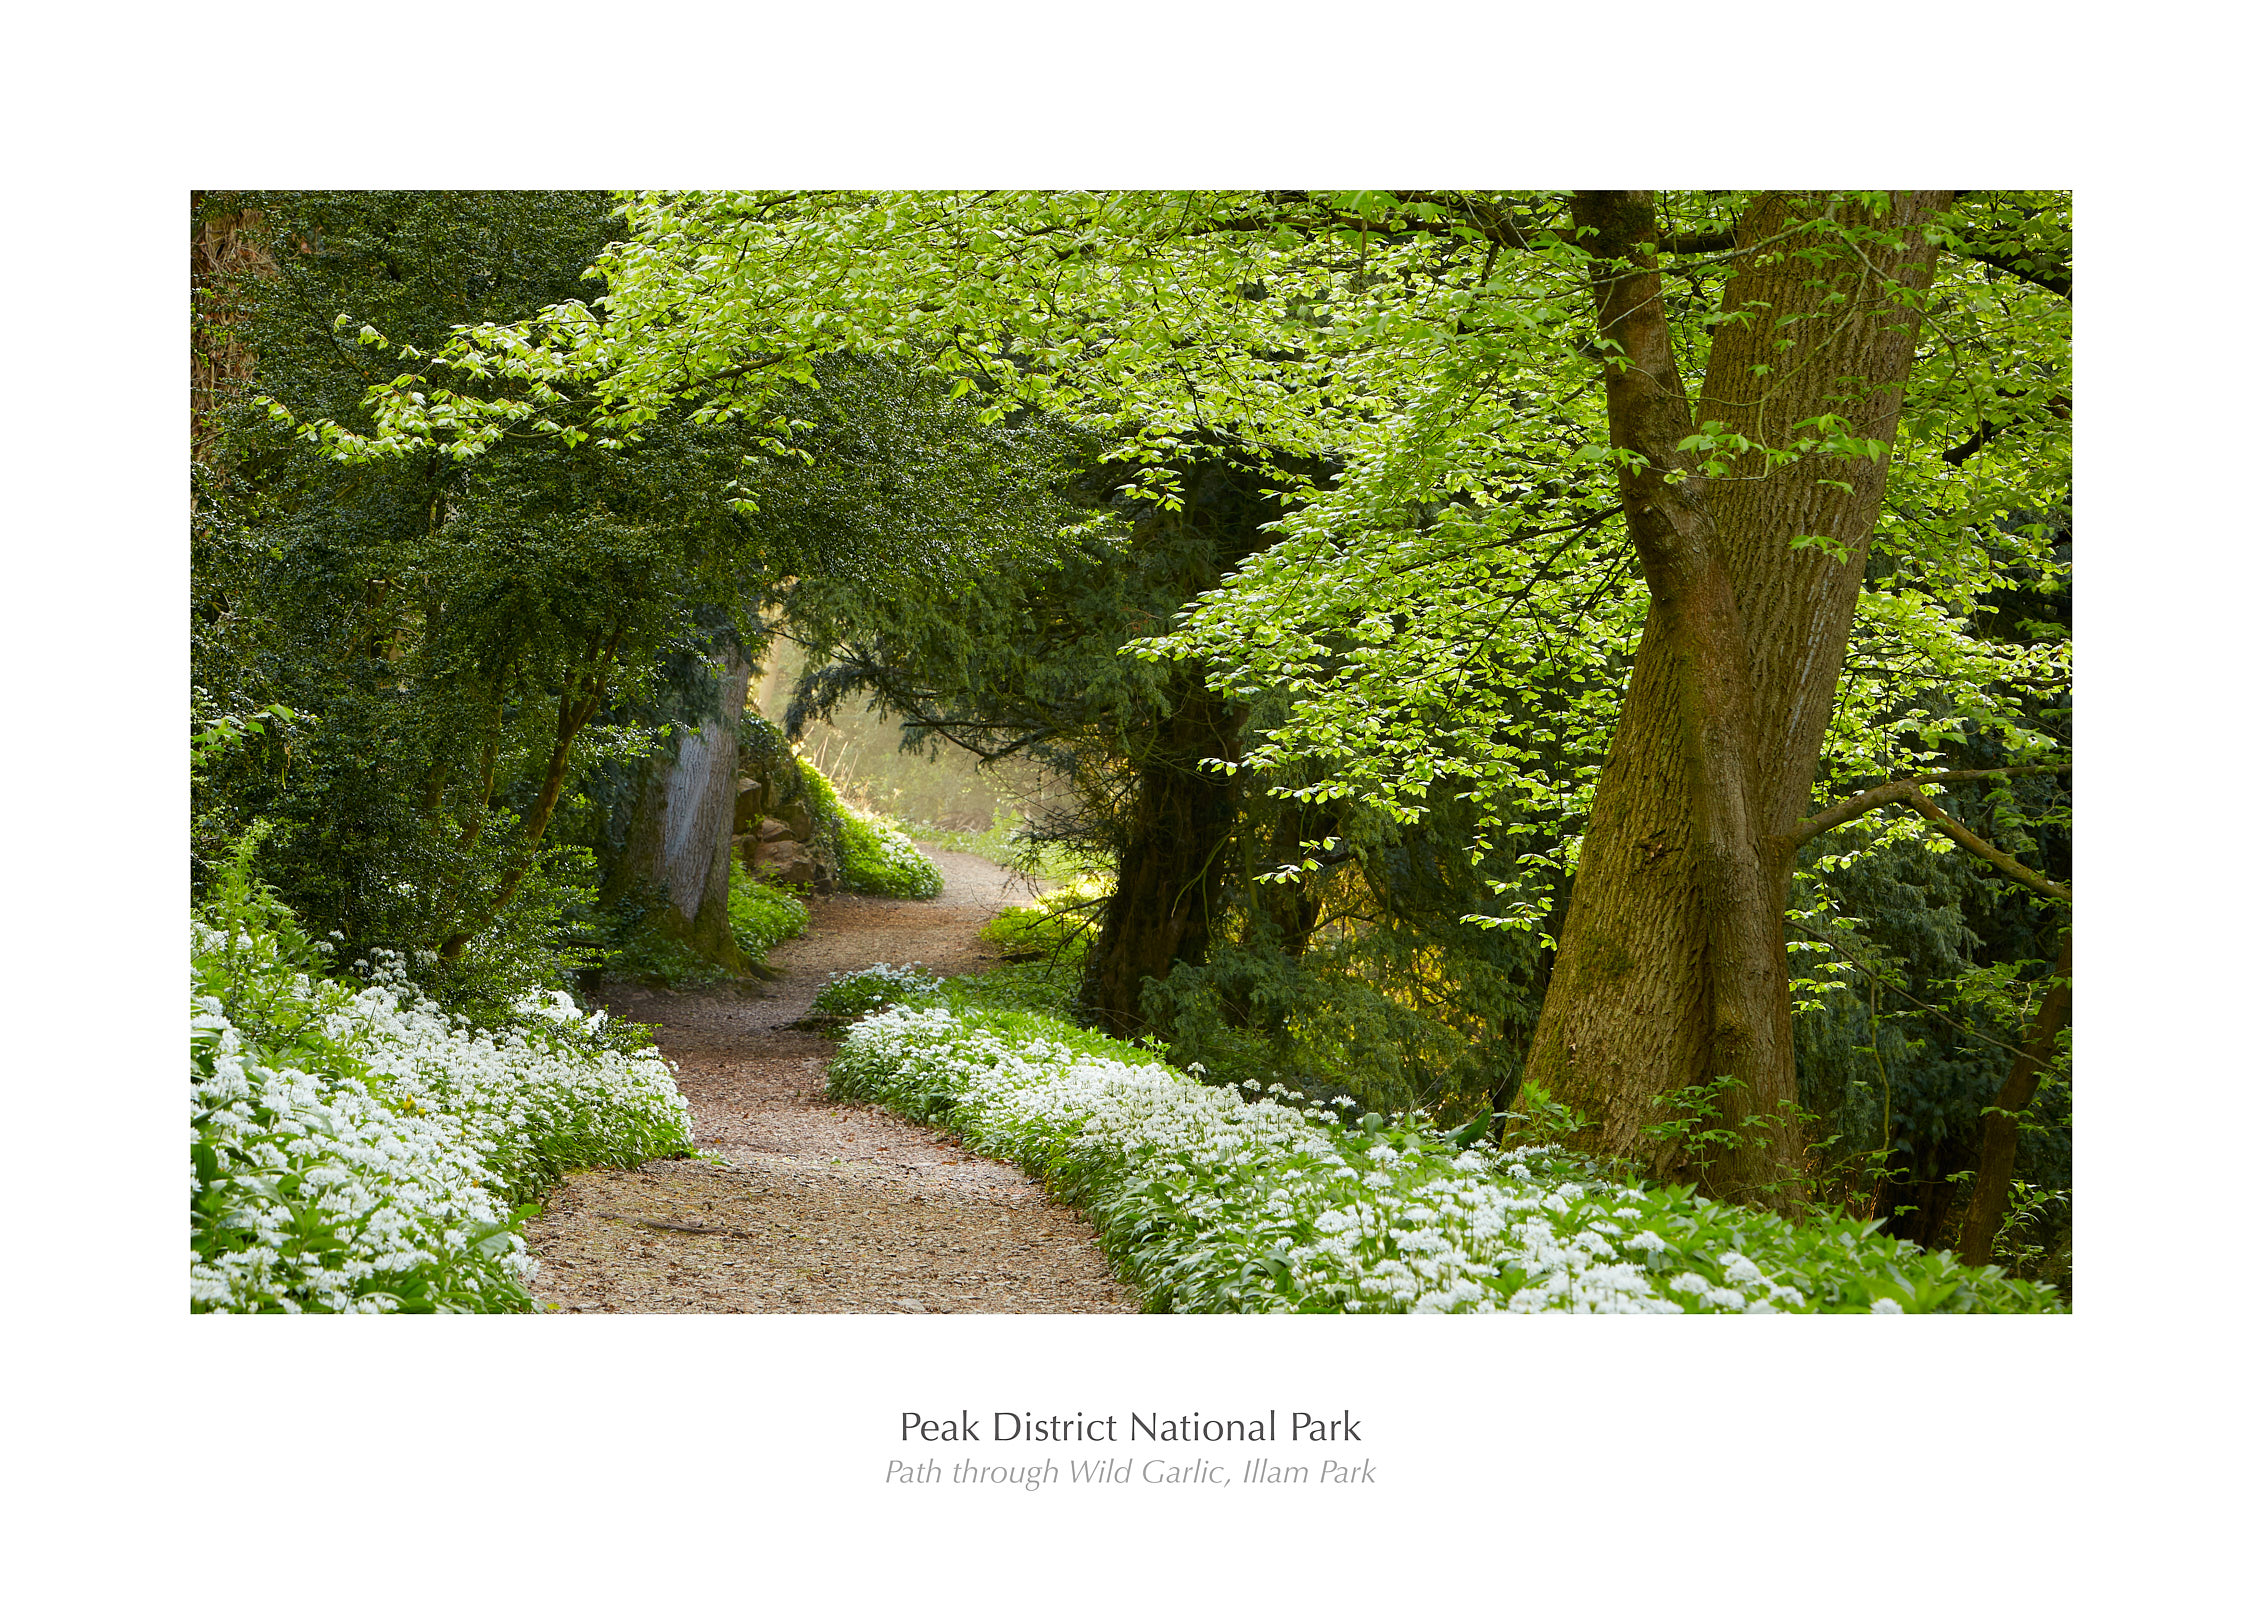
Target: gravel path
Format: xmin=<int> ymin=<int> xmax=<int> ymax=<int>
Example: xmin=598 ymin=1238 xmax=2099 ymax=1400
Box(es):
xmin=524 ymin=847 xmax=1139 ymax=1314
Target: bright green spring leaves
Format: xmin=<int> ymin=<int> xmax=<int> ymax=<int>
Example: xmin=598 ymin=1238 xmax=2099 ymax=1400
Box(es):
xmin=304 ymin=192 xmax=2070 ymax=928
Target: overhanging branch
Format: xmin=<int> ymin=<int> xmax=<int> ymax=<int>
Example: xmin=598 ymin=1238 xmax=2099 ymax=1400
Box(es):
xmin=1905 ymin=790 xmax=2071 ymax=902
xmin=1785 ymin=765 xmax=2069 ymax=850
xmin=1783 ymin=765 xmax=2071 ymax=902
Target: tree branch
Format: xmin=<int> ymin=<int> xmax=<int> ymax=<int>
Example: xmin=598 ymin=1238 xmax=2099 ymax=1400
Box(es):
xmin=1904 ymin=789 xmax=2071 ymax=902
xmin=1159 ymin=193 xmax=1741 ymax=259
xmin=1783 ymin=765 xmax=2069 ymax=850
xmin=1943 ymin=390 xmax=2071 ymax=468
xmin=1785 ymin=919 xmax=2024 ymax=1057
xmin=1948 ymin=243 xmax=2072 ymax=300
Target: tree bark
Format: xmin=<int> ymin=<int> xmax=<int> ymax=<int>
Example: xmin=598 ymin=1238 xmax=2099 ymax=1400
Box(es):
xmin=1957 ymin=926 xmax=2072 ymax=1266
xmin=601 ymin=633 xmax=758 ymax=974
xmin=190 ymin=194 xmax=277 ymax=473
xmin=1075 ymin=453 xmax=1285 ymax=1039
xmin=1076 ymin=671 xmax=1244 ymax=1036
xmin=1522 ymin=191 xmax=1951 ymax=1207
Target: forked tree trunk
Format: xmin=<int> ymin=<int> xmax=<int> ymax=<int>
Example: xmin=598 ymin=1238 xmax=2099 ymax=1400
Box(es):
xmin=1522 ymin=191 xmax=1951 ymax=1207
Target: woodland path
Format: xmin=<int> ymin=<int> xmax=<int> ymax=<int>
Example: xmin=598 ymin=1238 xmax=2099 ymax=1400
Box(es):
xmin=525 ymin=847 xmax=1139 ymax=1313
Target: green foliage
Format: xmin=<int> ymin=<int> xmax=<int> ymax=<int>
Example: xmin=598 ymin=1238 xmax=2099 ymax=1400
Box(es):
xmin=883 ymin=804 xmax=1106 ymax=893
xmin=811 ymin=963 xmax=943 ymax=1018
xmin=898 ymin=813 xmax=1032 ymax=871
xmin=941 ymin=893 xmax=1103 ymax=1020
xmin=943 ymin=959 xmax=1084 ymax=1022
xmin=794 ymin=758 xmax=944 ymax=898
xmin=215 ymin=190 xmax=2075 ymax=1270
xmin=1128 ymin=784 xmax=1555 ymax=1120
xmin=839 ymin=812 xmax=945 ymax=898
xmin=194 ymin=190 xmax=774 ymax=1026
xmin=191 ymin=835 xmax=692 ymax=1313
xmin=980 ymin=899 xmax=1099 ymax=962
xmin=312 ymin=191 xmax=2068 ymax=935
xmin=602 ymin=903 xmax=735 ymax=990
xmin=832 ymin=999 xmax=2061 ymax=1314
xmin=728 ymin=858 xmax=811 ymax=964
xmin=1787 ymin=765 xmax=2072 ymax=1258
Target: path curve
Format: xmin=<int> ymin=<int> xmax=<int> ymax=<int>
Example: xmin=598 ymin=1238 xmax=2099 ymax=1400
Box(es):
xmin=524 ymin=846 xmax=1137 ymax=1313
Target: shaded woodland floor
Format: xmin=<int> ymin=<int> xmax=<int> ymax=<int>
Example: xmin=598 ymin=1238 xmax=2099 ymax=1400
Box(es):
xmin=524 ymin=847 xmax=1138 ymax=1313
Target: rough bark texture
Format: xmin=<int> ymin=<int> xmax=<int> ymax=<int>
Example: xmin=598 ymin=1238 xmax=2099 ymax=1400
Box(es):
xmin=1075 ymin=456 xmax=1283 ymax=1039
xmin=1957 ymin=926 xmax=2072 ymax=1266
xmin=605 ymin=638 xmax=758 ymax=973
xmin=1075 ymin=674 xmax=1244 ymax=1036
xmin=1523 ymin=192 xmax=1951 ymax=1206
xmin=190 ymin=195 xmax=276 ymax=471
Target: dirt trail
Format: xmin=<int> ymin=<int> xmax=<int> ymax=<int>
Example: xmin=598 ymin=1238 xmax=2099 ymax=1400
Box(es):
xmin=525 ymin=847 xmax=1138 ymax=1313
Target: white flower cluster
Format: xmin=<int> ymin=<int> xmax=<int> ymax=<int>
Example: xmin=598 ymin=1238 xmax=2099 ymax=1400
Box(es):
xmin=191 ymin=925 xmax=693 ymax=1314
xmin=838 ymin=962 xmax=944 ymax=997
xmin=831 ymin=1005 xmax=2060 ymax=1315
xmin=813 ymin=962 xmax=944 ymax=1018
xmin=333 ymin=952 xmax=695 ymax=1186
xmin=845 ymin=808 xmax=945 ymax=898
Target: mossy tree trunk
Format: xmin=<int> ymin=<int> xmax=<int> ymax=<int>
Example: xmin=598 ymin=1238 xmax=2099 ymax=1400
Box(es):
xmin=1075 ymin=456 xmax=1286 ymax=1039
xmin=1521 ymin=191 xmax=1951 ymax=1208
xmin=1076 ymin=673 xmax=1245 ymax=1036
xmin=603 ymin=634 xmax=758 ymax=974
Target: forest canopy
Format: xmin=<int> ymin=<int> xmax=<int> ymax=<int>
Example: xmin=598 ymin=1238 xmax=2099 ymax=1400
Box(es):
xmin=195 ymin=189 xmax=2072 ymax=1309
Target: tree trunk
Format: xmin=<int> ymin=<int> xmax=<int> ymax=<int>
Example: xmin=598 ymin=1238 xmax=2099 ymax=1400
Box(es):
xmin=190 ymin=194 xmax=276 ymax=473
xmin=1076 ymin=453 xmax=1284 ymax=1039
xmin=1957 ymin=926 xmax=2072 ymax=1266
xmin=603 ymin=634 xmax=758 ymax=974
xmin=1076 ymin=672 xmax=1244 ymax=1036
xmin=1522 ymin=191 xmax=1951 ymax=1207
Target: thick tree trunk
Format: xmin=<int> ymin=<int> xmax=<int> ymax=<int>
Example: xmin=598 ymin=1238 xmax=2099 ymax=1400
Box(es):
xmin=1077 ymin=453 xmax=1283 ymax=1039
xmin=603 ymin=635 xmax=758 ymax=974
xmin=1957 ymin=926 xmax=2072 ymax=1266
xmin=1076 ymin=673 xmax=1244 ymax=1036
xmin=1522 ymin=191 xmax=1950 ymax=1207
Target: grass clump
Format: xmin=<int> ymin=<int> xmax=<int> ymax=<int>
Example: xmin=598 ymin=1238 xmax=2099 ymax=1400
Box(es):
xmin=728 ymin=858 xmax=810 ymax=963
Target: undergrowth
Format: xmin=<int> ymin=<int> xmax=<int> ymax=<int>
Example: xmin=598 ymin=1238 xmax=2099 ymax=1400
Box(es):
xmin=729 ymin=858 xmax=810 ymax=963
xmin=191 ymin=832 xmax=694 ymax=1313
xmin=799 ymin=761 xmax=944 ymax=898
xmin=813 ymin=962 xmax=944 ymax=1018
xmin=829 ymin=998 xmax=2064 ymax=1316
